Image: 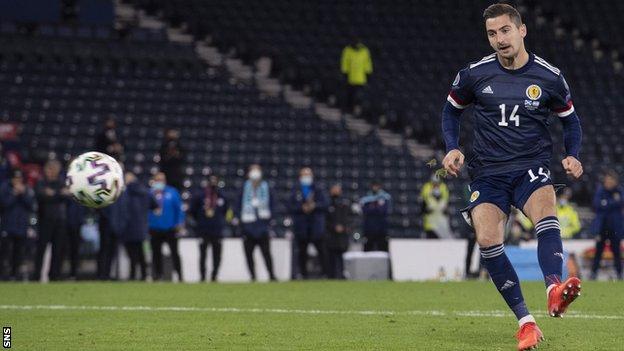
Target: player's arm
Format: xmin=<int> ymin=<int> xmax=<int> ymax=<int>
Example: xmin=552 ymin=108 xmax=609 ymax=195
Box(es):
xmin=550 ymin=74 xmax=583 ymax=179
xmin=441 ymin=67 xmax=473 ymax=177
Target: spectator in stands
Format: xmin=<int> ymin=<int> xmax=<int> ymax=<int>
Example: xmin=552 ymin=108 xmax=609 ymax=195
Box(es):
xmin=0 ymin=143 xmax=13 ymax=183
xmin=420 ymin=175 xmax=451 ymax=239
xmin=95 ymin=116 xmax=124 ymax=161
xmin=34 ymin=159 xmax=70 ymax=281
xmin=557 ymin=188 xmax=582 ymax=239
xmin=191 ymin=174 xmax=229 ymax=282
xmin=97 ymin=180 xmax=127 ymax=280
xmin=341 ymin=37 xmax=373 ymax=113
xmin=236 ymin=164 xmax=276 ymax=281
xmin=0 ymin=169 xmax=35 ymax=280
xmin=360 ymin=181 xmax=392 ymax=251
xmin=326 ymin=184 xmax=351 ymax=279
xmin=291 ymin=167 xmax=328 ymax=278
xmin=121 ymin=172 xmax=155 ymax=281
xmin=66 ymin=197 xmax=87 ymax=280
xmin=590 ymin=170 xmax=623 ymax=280
xmin=158 ymin=128 xmax=186 ymax=191
xmin=149 ymin=172 xmax=185 ymax=281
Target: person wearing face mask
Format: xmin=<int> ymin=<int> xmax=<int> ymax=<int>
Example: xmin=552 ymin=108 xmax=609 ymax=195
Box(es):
xmin=590 ymin=171 xmax=623 ymax=280
xmin=190 ymin=174 xmax=230 ymax=282
xmin=120 ymin=172 xmax=156 ymax=281
xmin=419 ymin=175 xmax=451 ymax=239
xmin=97 ymin=173 xmax=129 ymax=281
xmin=235 ymin=164 xmax=276 ymax=281
xmin=325 ymin=184 xmax=352 ymax=279
xmin=0 ymin=169 xmax=35 ymax=281
xmin=290 ymin=167 xmax=329 ymax=279
xmin=158 ymin=128 xmax=186 ymax=191
xmin=359 ymin=181 xmax=392 ymax=251
xmin=148 ymin=172 xmax=185 ymax=281
xmin=556 ymin=188 xmax=581 ymax=239
xmin=95 ymin=116 xmax=124 ymax=161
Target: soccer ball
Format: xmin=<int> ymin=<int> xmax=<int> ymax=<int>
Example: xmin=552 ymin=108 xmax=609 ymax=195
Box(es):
xmin=66 ymin=151 xmax=124 ymax=208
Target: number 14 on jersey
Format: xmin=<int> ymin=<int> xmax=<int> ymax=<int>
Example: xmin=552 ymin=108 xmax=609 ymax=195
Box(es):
xmin=498 ymin=104 xmax=520 ymax=127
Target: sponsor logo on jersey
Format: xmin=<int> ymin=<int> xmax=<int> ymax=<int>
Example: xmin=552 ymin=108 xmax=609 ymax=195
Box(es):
xmin=524 ymin=99 xmax=540 ymax=111
xmin=481 ymin=85 xmax=493 ymax=94
xmin=526 ymin=84 xmax=542 ymax=100
xmin=470 ymin=191 xmax=480 ymax=203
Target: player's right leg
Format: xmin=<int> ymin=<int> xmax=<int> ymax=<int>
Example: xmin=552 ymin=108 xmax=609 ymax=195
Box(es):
xmin=472 ymin=203 xmax=543 ymax=350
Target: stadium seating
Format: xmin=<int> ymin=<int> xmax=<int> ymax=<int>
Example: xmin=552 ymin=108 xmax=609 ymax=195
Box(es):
xmin=130 ymin=0 xmax=624 ymax=206
xmin=0 ymin=24 xmax=433 ymax=237
xmin=3 ymin=0 xmax=621 ymax=236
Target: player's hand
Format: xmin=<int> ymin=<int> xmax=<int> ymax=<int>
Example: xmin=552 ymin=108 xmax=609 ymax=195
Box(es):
xmin=442 ymin=149 xmax=465 ymax=177
xmin=562 ymin=156 xmax=583 ymax=179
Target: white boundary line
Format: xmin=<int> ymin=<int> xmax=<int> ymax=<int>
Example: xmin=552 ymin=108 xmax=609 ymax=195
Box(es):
xmin=0 ymin=305 xmax=622 ymax=320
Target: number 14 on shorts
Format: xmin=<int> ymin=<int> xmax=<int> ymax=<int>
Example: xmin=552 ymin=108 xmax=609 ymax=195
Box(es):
xmin=528 ymin=167 xmax=550 ymax=183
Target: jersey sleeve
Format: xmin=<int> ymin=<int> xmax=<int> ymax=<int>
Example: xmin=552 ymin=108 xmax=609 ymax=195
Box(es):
xmin=446 ymin=67 xmax=474 ymax=110
xmin=549 ymin=73 xmax=575 ymax=117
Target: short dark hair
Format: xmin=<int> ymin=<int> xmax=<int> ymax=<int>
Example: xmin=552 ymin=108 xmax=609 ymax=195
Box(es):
xmin=604 ymin=169 xmax=619 ymax=181
xmin=483 ymin=3 xmax=522 ymax=27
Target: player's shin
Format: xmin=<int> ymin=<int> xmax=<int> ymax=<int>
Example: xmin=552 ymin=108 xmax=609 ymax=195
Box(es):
xmin=535 ymin=216 xmax=564 ymax=289
xmin=480 ymin=244 xmax=534 ymax=325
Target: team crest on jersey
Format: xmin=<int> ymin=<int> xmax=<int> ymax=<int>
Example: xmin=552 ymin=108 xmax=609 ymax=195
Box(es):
xmin=526 ymin=84 xmax=542 ymax=100
xmin=470 ymin=191 xmax=480 ymax=203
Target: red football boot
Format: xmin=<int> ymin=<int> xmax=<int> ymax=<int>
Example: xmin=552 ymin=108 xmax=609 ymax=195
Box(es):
xmin=516 ymin=322 xmax=544 ymax=350
xmin=547 ymin=276 xmax=582 ymax=317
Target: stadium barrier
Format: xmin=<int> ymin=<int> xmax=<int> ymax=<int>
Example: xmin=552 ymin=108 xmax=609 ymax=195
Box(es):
xmin=37 ymin=239 xmax=596 ymax=282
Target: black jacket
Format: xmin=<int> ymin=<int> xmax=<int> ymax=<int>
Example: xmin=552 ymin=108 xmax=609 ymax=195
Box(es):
xmin=35 ymin=178 xmax=68 ymax=224
xmin=326 ymin=196 xmax=351 ymax=251
xmin=0 ymin=181 xmax=36 ymax=236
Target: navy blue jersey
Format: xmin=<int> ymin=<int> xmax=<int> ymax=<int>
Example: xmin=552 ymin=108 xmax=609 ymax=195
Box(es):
xmin=447 ymin=53 xmax=574 ymax=179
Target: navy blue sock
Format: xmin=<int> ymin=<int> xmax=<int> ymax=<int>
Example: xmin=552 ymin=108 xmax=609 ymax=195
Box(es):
xmin=480 ymin=244 xmax=530 ymax=321
xmin=535 ymin=216 xmax=564 ymax=287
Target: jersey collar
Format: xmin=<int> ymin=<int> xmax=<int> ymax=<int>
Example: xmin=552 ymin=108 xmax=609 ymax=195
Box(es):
xmin=496 ymin=52 xmax=534 ymax=75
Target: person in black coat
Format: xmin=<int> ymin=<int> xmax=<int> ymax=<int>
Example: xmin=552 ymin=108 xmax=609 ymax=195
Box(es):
xmin=290 ymin=167 xmax=329 ymax=279
xmin=95 ymin=116 xmax=124 ymax=161
xmin=120 ymin=172 xmax=155 ymax=280
xmin=325 ymin=184 xmax=352 ymax=279
xmin=34 ymin=160 xmax=71 ymax=281
xmin=158 ymin=128 xmax=185 ymax=191
xmin=97 ymin=183 xmax=127 ymax=280
xmin=590 ymin=170 xmax=624 ymax=280
xmin=0 ymin=169 xmax=35 ymax=280
xmin=190 ymin=175 xmax=229 ymax=282
xmin=66 ymin=199 xmax=87 ymax=279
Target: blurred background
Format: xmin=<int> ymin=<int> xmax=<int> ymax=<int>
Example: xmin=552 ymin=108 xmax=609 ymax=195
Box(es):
xmin=0 ymin=0 xmax=622 ymax=283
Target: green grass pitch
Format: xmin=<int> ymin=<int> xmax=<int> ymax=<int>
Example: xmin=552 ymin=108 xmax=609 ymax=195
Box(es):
xmin=1 ymin=280 xmax=623 ymax=350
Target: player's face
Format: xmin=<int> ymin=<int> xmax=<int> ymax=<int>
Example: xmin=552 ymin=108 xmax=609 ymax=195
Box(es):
xmin=485 ymin=15 xmax=526 ymax=59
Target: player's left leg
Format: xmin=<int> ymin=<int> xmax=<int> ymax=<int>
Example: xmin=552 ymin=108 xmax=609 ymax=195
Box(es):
xmin=522 ymin=185 xmax=581 ymax=317
xmin=522 ymin=185 xmax=562 ymax=286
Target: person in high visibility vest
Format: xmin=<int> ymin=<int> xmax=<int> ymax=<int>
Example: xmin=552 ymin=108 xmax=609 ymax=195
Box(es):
xmin=556 ymin=188 xmax=581 ymax=239
xmin=420 ymin=175 xmax=451 ymax=238
xmin=341 ymin=38 xmax=372 ymax=113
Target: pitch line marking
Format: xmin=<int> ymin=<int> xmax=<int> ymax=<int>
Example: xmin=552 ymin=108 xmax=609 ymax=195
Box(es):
xmin=0 ymin=305 xmax=621 ymax=320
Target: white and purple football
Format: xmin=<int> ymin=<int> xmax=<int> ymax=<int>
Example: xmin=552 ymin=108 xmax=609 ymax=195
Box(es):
xmin=66 ymin=151 xmax=124 ymax=208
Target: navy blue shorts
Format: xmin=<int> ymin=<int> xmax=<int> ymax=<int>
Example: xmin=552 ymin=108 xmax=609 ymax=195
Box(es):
xmin=461 ymin=165 xmax=554 ymax=225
